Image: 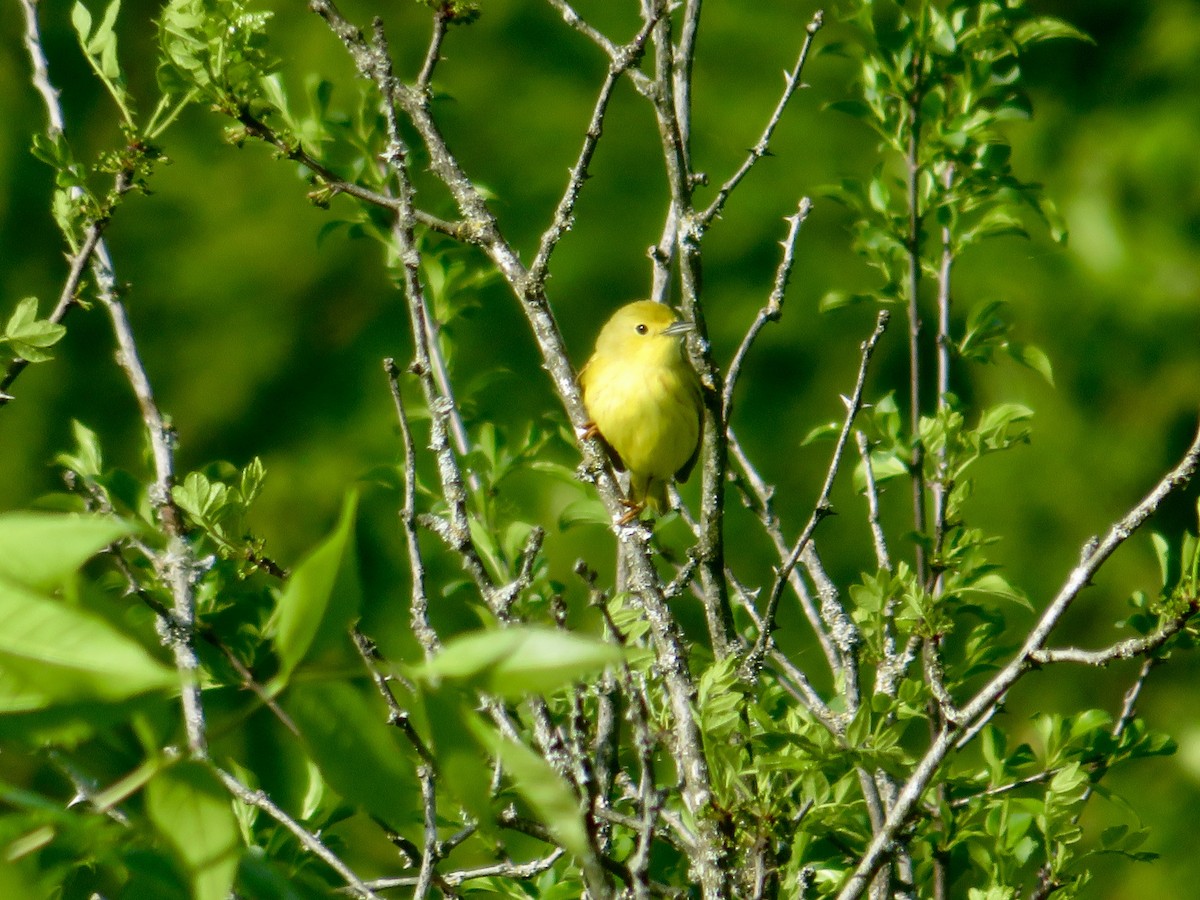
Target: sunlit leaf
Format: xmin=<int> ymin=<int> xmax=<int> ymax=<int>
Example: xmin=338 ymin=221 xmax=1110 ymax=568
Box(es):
xmin=416 ymin=627 xmax=623 ymax=699
xmin=0 ymin=577 xmax=174 ymax=708
xmin=0 ymin=512 xmax=132 ymax=590
xmin=268 ymin=492 xmax=359 ymax=687
xmin=282 ymin=680 xmax=420 ymax=826
xmin=146 ymin=762 xmax=240 ymax=900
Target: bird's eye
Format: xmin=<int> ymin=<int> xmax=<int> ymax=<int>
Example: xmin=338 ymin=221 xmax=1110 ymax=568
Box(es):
xmin=635 ymin=323 xmax=648 ymax=335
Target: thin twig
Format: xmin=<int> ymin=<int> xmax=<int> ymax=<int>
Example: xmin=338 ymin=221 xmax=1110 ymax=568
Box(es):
xmin=413 ymin=765 xmax=439 ymax=900
xmin=216 ymin=767 xmax=382 ymax=899
xmin=415 ymin=7 xmax=449 ymax=92
xmin=742 ymin=311 xmax=890 ymax=679
xmin=528 ymin=12 xmax=658 ymax=289
xmin=856 ymin=431 xmax=892 ymax=572
xmin=1029 ymin=600 xmax=1198 ymax=665
xmin=723 ymin=198 xmax=812 ymax=415
xmin=729 ymin=431 xmax=841 ymax=674
xmin=383 ymin=358 xmax=439 ymax=657
xmin=950 ymin=768 xmax=1059 ymax=810
xmin=360 ymin=849 xmax=566 ymax=891
xmin=545 ymin=0 xmax=653 ymax=95
xmin=699 ymin=11 xmax=824 ymax=229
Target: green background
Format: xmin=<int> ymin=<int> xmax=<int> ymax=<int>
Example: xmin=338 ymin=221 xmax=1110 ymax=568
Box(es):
xmin=2 ymin=0 xmax=1198 ymax=894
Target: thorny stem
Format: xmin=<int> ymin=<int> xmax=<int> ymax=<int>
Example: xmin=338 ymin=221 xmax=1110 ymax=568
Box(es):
xmin=741 ymin=311 xmax=889 ymax=680
xmin=528 ymin=12 xmax=658 ymax=290
xmin=699 ymin=11 xmax=824 ymax=229
xmin=20 ymin=0 xmax=206 ymax=757
xmin=384 ymin=359 xmax=439 ymax=657
xmin=729 ymin=431 xmax=842 ymax=675
xmin=216 ymin=768 xmax=382 ymax=900
xmin=723 ymin=198 xmax=812 ymax=415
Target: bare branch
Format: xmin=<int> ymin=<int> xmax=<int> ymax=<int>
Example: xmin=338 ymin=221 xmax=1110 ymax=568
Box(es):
xmin=723 ymin=198 xmax=812 ymax=415
xmin=699 ymin=10 xmax=824 ymax=229
xmin=383 ymin=359 xmax=439 ymax=657
xmin=728 ymin=429 xmax=841 ymax=673
xmin=416 ymin=7 xmax=449 ymax=92
xmin=528 ymin=13 xmax=657 ymax=289
xmin=545 ymin=0 xmax=653 ymax=95
xmin=856 ymin=431 xmax=892 ymax=572
xmin=742 ymin=310 xmax=890 ymax=680
xmin=1030 ymin=599 xmax=1198 ymax=666
xmin=950 ymin=768 xmax=1059 ymax=810
xmin=216 ymin=767 xmax=382 ymax=899
xmin=413 ymin=765 xmax=439 ymax=900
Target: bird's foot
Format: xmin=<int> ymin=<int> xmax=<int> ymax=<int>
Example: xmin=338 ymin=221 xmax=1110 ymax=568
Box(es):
xmin=617 ymin=499 xmax=645 ymax=526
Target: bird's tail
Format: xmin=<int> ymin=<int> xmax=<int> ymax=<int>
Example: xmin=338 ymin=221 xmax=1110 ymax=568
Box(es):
xmin=631 ymin=473 xmax=670 ymax=516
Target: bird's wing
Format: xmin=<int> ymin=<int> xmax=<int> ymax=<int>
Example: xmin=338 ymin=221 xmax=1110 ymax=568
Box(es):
xmin=578 ymin=359 xmax=627 ymax=472
xmin=674 ymin=380 xmax=704 ymax=484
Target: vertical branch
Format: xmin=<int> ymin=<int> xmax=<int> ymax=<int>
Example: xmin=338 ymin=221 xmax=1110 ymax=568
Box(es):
xmin=723 ymin=199 xmax=812 ymax=415
xmin=728 ymin=433 xmax=841 ymax=676
xmin=642 ymin=0 xmax=735 ymax=659
xmin=929 ymin=163 xmax=955 ymax=580
xmin=905 ymin=53 xmax=927 ymax=586
xmin=99 ymin=251 xmax=207 ymax=757
xmin=384 ymin=359 xmax=439 ymax=658
xmin=21 ymin=0 xmax=206 ymax=758
xmin=741 ymin=312 xmax=889 ymax=683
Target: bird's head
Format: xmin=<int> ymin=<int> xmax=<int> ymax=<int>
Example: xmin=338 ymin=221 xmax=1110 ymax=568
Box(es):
xmin=593 ymin=300 xmax=694 ymax=367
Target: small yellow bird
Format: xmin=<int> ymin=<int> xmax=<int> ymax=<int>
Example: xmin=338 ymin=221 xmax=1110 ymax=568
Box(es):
xmin=579 ymin=301 xmax=703 ymax=523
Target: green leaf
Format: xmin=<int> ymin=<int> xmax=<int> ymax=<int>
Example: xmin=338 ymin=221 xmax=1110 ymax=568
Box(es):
xmin=417 ymin=627 xmax=623 ymax=699
xmin=70 ymin=2 xmax=93 ymax=44
xmin=268 ymin=492 xmax=360 ymax=687
xmin=0 ymin=576 xmax=175 ymax=709
xmin=1006 ymin=341 xmax=1054 ymax=385
xmin=1151 ymin=533 xmax=1172 ymax=590
xmin=3 ymin=298 xmax=66 ymax=363
xmin=819 ymin=290 xmax=877 ymax=313
xmin=173 ymin=472 xmax=230 ymax=524
xmin=55 ymin=420 xmax=105 ymax=479
xmin=800 ymin=420 xmax=840 ymax=445
xmin=5 ymin=297 xmax=37 ymax=335
xmin=1013 ymin=17 xmax=1093 ymax=47
xmin=472 ymin=720 xmax=598 ymax=879
xmin=965 ymin=572 xmax=1033 ymax=610
xmin=0 ymin=511 xmax=132 ymax=590
xmin=282 ymin=680 xmax=419 ymax=826
xmin=146 ymin=762 xmax=240 ymax=900
xmin=557 ymin=497 xmax=610 ymax=531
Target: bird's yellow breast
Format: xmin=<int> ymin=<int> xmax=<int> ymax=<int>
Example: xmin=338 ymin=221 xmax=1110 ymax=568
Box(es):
xmin=581 ymin=355 xmax=700 ymax=479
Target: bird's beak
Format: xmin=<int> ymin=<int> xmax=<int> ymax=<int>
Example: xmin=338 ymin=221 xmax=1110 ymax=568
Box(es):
xmin=662 ymin=320 xmax=694 ymax=337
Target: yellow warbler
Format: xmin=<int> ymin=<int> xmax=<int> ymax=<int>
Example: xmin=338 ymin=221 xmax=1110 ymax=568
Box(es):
xmin=579 ymin=301 xmax=703 ymax=522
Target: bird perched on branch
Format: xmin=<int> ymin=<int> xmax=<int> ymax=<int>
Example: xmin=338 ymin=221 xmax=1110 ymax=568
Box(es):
xmin=579 ymin=300 xmax=703 ymax=524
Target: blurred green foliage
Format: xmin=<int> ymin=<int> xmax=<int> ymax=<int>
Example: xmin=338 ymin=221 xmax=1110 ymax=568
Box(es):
xmin=2 ymin=0 xmax=1199 ymax=896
